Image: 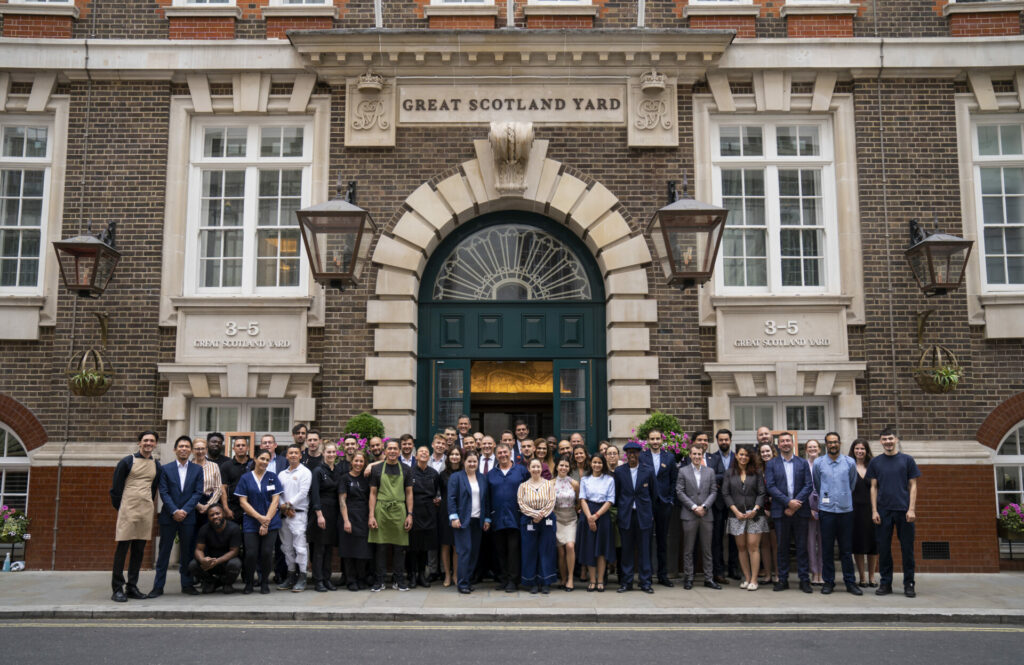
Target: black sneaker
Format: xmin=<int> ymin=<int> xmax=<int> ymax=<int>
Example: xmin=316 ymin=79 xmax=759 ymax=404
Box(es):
xmin=397 ymin=580 xmax=410 ymax=592
xmin=875 ymin=584 xmax=893 ymax=596
xmin=371 ymin=583 xmax=385 ymax=592
xmin=904 ymin=582 xmax=916 ymax=598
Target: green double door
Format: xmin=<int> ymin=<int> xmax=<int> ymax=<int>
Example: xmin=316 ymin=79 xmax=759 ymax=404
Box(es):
xmin=418 ymin=302 xmax=606 ymax=447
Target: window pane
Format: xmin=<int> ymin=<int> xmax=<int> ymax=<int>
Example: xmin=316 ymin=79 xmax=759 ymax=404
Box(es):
xmin=1008 ymin=256 xmax=1024 ymax=283
xmin=996 ymin=466 xmax=1021 ymax=492
xmin=4 ymin=470 xmax=29 ymax=495
xmin=785 ymin=406 xmax=805 ymax=430
xmin=282 ymin=127 xmax=304 ymax=157
xmin=1004 ymin=168 xmax=1024 ymax=195
xmin=25 ymin=127 xmax=47 ymax=158
xmin=1002 ymin=125 xmax=1023 ymax=155
xmin=999 ymin=439 xmax=1020 ymax=455
xmin=980 ymin=168 xmax=1003 ymax=196
xmin=251 ymin=407 xmax=269 ymax=432
xmin=2 ymin=127 xmax=25 ymax=157
xmin=270 ymin=407 xmax=291 ymax=432
xmin=560 ymin=368 xmax=585 ymax=399
xmin=743 ymin=127 xmax=763 ymax=156
xmin=777 ymin=126 xmax=797 ymax=156
xmin=560 ymin=400 xmax=586 ymax=432
xmin=720 ymin=126 xmax=740 ymax=156
xmin=798 ymin=126 xmax=820 ymax=156
xmin=978 ymin=125 xmax=1000 ymax=156
xmin=987 ymin=256 xmax=1007 ymax=283
xmin=805 ymin=405 xmax=825 ymax=430
xmin=734 ymin=406 xmax=755 ymax=431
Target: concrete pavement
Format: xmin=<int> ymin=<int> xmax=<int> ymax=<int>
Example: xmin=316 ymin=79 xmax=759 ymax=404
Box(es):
xmin=0 ymin=571 xmax=1021 ymax=623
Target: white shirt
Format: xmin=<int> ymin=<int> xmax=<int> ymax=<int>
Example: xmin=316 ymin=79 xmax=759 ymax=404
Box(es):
xmin=479 ymin=455 xmax=494 ymax=474
xmin=693 ymin=464 xmax=703 ymax=492
xmin=651 ymin=451 xmax=662 ymax=471
xmin=176 ymin=460 xmax=189 ymax=492
xmin=428 ymin=455 xmax=446 ymax=473
xmin=279 ymin=464 xmax=312 ymax=512
xmin=399 ymin=454 xmax=414 ymax=467
xmin=468 ymin=476 xmax=481 ymax=518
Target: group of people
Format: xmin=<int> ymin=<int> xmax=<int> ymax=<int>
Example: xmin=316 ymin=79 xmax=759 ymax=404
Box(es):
xmin=109 ymin=418 xmax=921 ymax=601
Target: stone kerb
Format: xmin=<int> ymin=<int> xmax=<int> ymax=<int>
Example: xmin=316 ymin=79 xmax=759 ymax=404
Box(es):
xmin=367 ymin=140 xmax=657 ymax=441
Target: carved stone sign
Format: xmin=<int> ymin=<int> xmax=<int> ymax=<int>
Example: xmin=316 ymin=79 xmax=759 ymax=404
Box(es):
xmin=397 ymin=84 xmax=626 ymax=124
xmin=345 ymin=77 xmax=397 ymax=148
xmin=716 ymin=307 xmax=849 ymax=362
xmin=176 ymin=309 xmax=307 ymax=364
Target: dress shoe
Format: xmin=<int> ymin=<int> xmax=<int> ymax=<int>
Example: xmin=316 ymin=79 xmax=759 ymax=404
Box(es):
xmin=704 ymin=579 xmax=722 ymax=590
xmin=617 ymin=584 xmax=632 ymax=593
xmin=221 ymin=584 xmax=236 ymax=594
xmin=458 ymin=586 xmax=472 ymax=594
xmin=201 ymin=582 xmax=216 ymax=594
xmin=347 ymin=582 xmax=359 ymax=592
xmin=713 ymin=575 xmax=730 ymax=585
xmin=181 ymin=586 xmax=200 ymax=596
xmin=111 ymin=589 xmax=127 ymax=603
xmin=505 ymin=583 xmax=518 ymax=593
xmin=821 ymin=583 xmax=834 ymax=595
xmin=260 ymin=581 xmax=271 ymax=594
xmin=418 ymin=574 xmax=432 ymax=588
xmin=799 ymin=580 xmax=813 ymax=594
xmin=641 ymin=586 xmax=654 ymax=594
xmin=846 ymin=583 xmax=863 ymax=596
xmin=315 ymin=581 xmax=328 ymax=592
xmin=324 ymin=579 xmax=337 ymax=591
xmin=529 ymin=585 xmax=540 ymax=594
xmin=243 ymin=583 xmax=254 ymax=595
xmin=875 ymin=584 xmax=893 ymax=596
xmin=904 ymin=582 xmax=916 ymax=598
xmin=146 ymin=588 xmax=163 ymax=599
xmin=541 ymin=586 xmax=551 ymax=595
xmin=683 ymin=579 xmax=693 ymax=590
xmin=658 ymin=578 xmax=675 ymax=588
xmin=772 ymin=581 xmax=790 ymax=592
xmin=125 ymin=585 xmax=146 ymax=600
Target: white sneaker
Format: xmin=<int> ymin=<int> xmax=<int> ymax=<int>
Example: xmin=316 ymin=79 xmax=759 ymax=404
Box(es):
xmin=739 ymin=580 xmax=749 ymax=589
xmin=748 ymin=582 xmax=758 ymax=591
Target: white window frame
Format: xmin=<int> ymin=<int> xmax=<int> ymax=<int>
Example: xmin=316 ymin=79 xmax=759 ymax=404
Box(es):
xmin=184 ymin=117 xmax=312 ymax=297
xmin=689 ymin=0 xmax=754 ymax=4
xmin=270 ymin=0 xmax=330 ymax=5
xmin=172 ymin=0 xmax=234 ymax=6
xmin=711 ymin=115 xmax=840 ymax=296
xmin=429 ymin=0 xmax=494 ymax=4
xmin=190 ymin=398 xmax=295 ymax=445
xmin=526 ymin=0 xmax=591 ymax=4
xmin=995 ymin=420 xmax=1024 ymax=517
xmin=0 ymin=115 xmax=54 ymax=296
xmin=7 ymin=1 xmax=74 ymax=4
xmin=972 ymin=114 xmax=1024 ymax=293
xmin=0 ymin=423 xmax=30 ymax=515
xmin=729 ymin=397 xmax=833 ymax=449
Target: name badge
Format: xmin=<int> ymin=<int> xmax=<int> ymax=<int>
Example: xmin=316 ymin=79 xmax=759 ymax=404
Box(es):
xmin=527 ymin=524 xmax=535 ymax=532
xmin=643 ymin=482 xmax=649 ymax=488
xmin=545 ymin=519 xmax=553 ymax=527
xmin=822 ymin=495 xmax=831 ymax=505
xmin=267 ymin=484 xmax=275 ymax=491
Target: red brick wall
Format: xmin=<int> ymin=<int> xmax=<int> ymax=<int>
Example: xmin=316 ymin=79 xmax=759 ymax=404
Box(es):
xmin=526 ymin=15 xmax=593 ymax=29
xmin=977 ymin=392 xmax=1024 ymax=450
xmin=266 ymin=16 xmax=333 ymax=39
xmin=689 ymin=15 xmax=756 ymax=38
xmin=1 ymin=14 xmax=73 ymax=38
xmin=910 ymin=465 xmax=999 ymax=573
xmin=950 ymin=11 xmax=1021 ymax=37
xmin=429 ymin=15 xmax=496 ymax=30
xmin=25 ymin=466 xmax=156 ymax=571
xmin=168 ymin=16 xmax=235 ymax=40
xmin=787 ymin=14 xmax=854 ymax=38
xmin=0 ymin=394 xmax=47 ymax=451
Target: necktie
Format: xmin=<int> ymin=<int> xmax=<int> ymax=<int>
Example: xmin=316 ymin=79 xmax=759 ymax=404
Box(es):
xmin=482 ymin=457 xmax=490 ymax=474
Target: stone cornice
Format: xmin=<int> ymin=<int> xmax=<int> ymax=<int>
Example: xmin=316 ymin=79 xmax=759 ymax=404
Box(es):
xmin=288 ymin=28 xmax=735 ymax=80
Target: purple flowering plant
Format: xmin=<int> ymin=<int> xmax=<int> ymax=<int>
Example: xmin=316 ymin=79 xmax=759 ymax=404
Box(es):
xmin=999 ymin=503 xmax=1024 ymax=534
xmin=0 ymin=505 xmax=30 ymax=543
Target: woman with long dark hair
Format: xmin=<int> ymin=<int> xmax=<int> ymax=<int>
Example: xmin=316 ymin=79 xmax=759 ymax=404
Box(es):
xmin=722 ymin=446 xmax=767 ymax=590
xmin=447 ymin=450 xmax=490 ymax=594
xmin=308 ymin=442 xmax=342 ymax=591
xmin=757 ymin=442 xmax=778 ymax=584
xmin=576 ymin=454 xmax=615 ymax=592
xmin=339 ymin=450 xmax=373 ymax=591
xmin=234 ymin=450 xmax=282 ymax=595
xmin=438 ymin=446 xmax=463 ymax=587
xmin=849 ymin=438 xmax=878 ymax=587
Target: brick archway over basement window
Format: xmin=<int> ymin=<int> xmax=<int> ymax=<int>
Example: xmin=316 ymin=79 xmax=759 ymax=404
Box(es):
xmin=976 ymin=392 xmax=1024 ymax=450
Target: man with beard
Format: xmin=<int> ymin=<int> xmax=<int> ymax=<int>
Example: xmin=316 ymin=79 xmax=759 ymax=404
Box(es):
xmin=189 ymin=504 xmax=242 ymax=593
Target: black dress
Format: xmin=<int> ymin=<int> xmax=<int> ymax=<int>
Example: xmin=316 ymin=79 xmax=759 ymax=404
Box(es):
xmin=339 ymin=472 xmax=373 ymax=560
xmin=408 ymin=464 xmax=441 ymax=552
xmin=308 ymin=463 xmax=342 ymax=545
xmin=438 ymin=469 xmax=456 ymax=547
xmin=851 ymin=468 xmax=877 ymax=555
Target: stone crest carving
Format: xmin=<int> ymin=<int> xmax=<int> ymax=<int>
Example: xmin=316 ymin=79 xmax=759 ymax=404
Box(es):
xmin=345 ymin=74 xmax=396 ymax=147
xmin=488 ymin=121 xmax=534 ymax=197
xmin=627 ymin=73 xmax=677 ymax=148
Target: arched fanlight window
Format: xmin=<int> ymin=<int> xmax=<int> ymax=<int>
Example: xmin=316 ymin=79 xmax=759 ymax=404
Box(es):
xmin=432 ymin=224 xmax=592 ymax=301
xmin=996 ymin=421 xmax=1024 ymax=514
xmin=0 ymin=424 xmax=29 ymax=513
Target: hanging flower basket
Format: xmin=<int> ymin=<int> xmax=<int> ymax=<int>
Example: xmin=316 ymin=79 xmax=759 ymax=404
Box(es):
xmin=67 ymin=348 xmax=114 ymax=397
xmin=913 ymin=346 xmax=961 ymax=395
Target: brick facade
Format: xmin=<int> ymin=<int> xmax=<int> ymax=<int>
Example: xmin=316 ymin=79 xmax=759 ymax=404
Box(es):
xmin=949 ymin=11 xmax=1022 ymax=37
xmin=1 ymin=14 xmax=73 ymax=38
xmin=0 ymin=3 xmax=1020 ymax=574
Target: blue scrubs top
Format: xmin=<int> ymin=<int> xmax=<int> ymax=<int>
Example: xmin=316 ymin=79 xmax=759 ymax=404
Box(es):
xmin=234 ymin=470 xmax=284 ymax=533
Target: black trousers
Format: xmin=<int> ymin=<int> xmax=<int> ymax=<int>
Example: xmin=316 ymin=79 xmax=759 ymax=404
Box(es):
xmin=187 ymin=557 xmax=242 ymax=586
xmin=493 ymin=527 xmax=521 ymax=586
xmin=375 ymin=544 xmax=407 ymax=585
xmin=712 ymin=505 xmax=739 ymax=576
xmin=243 ymin=530 xmax=278 ymax=585
xmin=651 ymin=502 xmax=673 ymax=580
xmin=877 ymin=509 xmax=916 ymax=587
xmin=112 ymin=539 xmax=146 ymax=592
xmin=310 ymin=542 xmax=335 ymax=583
xmin=343 ymin=557 xmax=369 ymax=586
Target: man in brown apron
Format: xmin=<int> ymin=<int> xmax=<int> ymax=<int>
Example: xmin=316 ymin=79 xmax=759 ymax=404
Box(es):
xmin=109 ymin=430 xmax=160 ymax=602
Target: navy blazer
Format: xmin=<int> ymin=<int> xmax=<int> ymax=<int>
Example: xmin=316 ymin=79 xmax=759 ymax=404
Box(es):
xmin=446 ymin=470 xmax=491 ymax=529
xmin=706 ymin=450 xmax=731 ymax=508
xmin=157 ymin=460 xmax=204 ymax=526
xmin=764 ymin=455 xmax=813 ymax=518
xmin=613 ymin=463 xmax=656 ymax=531
xmin=639 ymin=449 xmax=678 ymax=507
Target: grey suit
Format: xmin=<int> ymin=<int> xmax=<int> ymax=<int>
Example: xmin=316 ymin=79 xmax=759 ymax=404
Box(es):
xmin=676 ymin=464 xmax=717 ymax=582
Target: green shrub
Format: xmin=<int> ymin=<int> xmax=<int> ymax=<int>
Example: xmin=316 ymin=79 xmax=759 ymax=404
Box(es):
xmin=635 ymin=411 xmax=682 ymax=441
xmin=344 ymin=412 xmax=386 ymax=439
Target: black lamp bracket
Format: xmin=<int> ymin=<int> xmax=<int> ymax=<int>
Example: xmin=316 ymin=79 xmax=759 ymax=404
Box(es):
xmin=908 ymin=218 xmax=930 ymax=247
xmin=335 ymin=175 xmax=357 ymax=204
xmin=97 ymin=221 xmax=117 ymax=250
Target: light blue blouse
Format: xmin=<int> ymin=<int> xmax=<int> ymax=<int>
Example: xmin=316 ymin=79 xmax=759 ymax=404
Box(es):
xmin=580 ymin=474 xmax=615 ymax=503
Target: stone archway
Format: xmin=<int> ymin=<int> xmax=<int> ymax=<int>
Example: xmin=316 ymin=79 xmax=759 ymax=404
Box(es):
xmin=365 ymin=129 xmax=657 ymax=441
xmin=977 ymin=392 xmax=1024 ymax=451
